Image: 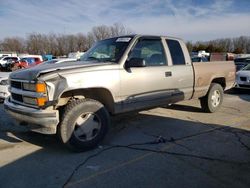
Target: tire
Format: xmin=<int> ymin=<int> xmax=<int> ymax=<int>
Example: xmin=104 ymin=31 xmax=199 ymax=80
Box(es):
xmin=58 ymin=99 xmax=110 ymax=152
xmin=0 ymin=64 xmax=3 ymax=71
xmin=200 ymin=83 xmax=224 ymax=113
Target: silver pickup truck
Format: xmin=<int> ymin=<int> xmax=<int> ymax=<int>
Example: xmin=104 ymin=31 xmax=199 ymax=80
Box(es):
xmin=4 ymin=35 xmax=235 ymax=151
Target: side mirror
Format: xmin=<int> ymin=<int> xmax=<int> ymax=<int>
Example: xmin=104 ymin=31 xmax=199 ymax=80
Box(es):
xmin=126 ymin=58 xmax=146 ymax=68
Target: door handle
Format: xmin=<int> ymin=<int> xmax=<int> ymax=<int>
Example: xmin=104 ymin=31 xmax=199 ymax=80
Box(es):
xmin=165 ymin=71 xmax=172 ymax=77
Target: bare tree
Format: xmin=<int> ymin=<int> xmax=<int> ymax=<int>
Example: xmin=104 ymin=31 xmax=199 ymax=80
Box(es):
xmin=2 ymin=23 xmax=249 ymax=56
xmin=0 ymin=37 xmax=25 ymax=53
xmin=26 ymin=33 xmax=49 ymax=54
xmin=110 ymin=23 xmax=132 ymax=36
xmin=190 ymin=36 xmax=250 ymax=53
xmin=186 ymin=41 xmax=193 ymax=53
xmin=76 ymin=33 xmax=88 ymax=52
xmin=56 ymin=34 xmax=67 ymax=56
xmin=233 ymin=36 xmax=248 ymax=53
xmin=90 ymin=23 xmax=133 ymax=43
xmin=86 ymin=32 xmax=95 ymax=49
xmin=91 ymin=25 xmax=111 ymax=41
xmin=46 ymin=33 xmax=58 ymax=55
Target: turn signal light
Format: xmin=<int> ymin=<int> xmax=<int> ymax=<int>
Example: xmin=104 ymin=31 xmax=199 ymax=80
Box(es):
xmin=36 ymin=83 xmax=46 ymax=93
xmin=37 ymin=97 xmax=48 ymax=106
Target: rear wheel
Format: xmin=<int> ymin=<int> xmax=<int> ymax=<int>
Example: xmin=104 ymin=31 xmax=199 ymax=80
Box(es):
xmin=58 ymin=99 xmax=110 ymax=152
xmin=200 ymin=83 xmax=224 ymax=113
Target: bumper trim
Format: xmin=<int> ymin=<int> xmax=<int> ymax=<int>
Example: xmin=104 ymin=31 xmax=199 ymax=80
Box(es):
xmin=235 ymin=83 xmax=250 ymax=89
xmin=4 ymin=103 xmax=57 ymax=118
xmin=4 ymin=97 xmax=59 ymax=134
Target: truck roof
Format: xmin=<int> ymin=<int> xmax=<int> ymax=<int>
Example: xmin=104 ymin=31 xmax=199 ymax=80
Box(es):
xmin=109 ymin=34 xmax=183 ymax=41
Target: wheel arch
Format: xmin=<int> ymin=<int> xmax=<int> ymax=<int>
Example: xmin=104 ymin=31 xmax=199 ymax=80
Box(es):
xmin=211 ymin=77 xmax=226 ymax=90
xmin=58 ymin=87 xmax=115 ymax=114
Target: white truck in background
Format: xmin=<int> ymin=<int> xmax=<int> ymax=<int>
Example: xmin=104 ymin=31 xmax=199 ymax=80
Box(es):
xmin=68 ymin=51 xmax=85 ymax=60
xmin=0 ymin=52 xmax=18 ymax=58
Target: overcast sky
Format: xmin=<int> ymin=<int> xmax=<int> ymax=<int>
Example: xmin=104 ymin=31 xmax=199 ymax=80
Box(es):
xmin=0 ymin=0 xmax=249 ymax=41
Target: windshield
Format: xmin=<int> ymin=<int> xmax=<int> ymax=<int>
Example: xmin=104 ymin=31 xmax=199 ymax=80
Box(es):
xmin=80 ymin=37 xmax=132 ymax=63
xmin=235 ymin=58 xmax=250 ymax=63
xmin=243 ymin=64 xmax=250 ymax=71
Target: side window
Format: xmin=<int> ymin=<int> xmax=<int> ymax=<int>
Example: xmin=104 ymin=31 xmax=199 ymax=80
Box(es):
xmin=166 ymin=39 xmax=185 ymax=65
xmin=128 ymin=39 xmax=167 ymax=66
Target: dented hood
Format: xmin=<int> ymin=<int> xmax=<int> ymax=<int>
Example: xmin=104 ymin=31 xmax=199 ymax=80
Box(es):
xmin=9 ymin=61 xmax=111 ymax=81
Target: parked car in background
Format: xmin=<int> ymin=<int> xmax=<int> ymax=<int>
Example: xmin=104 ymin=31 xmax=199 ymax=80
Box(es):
xmin=68 ymin=51 xmax=85 ymax=60
xmin=234 ymin=57 xmax=250 ymax=72
xmin=191 ymin=56 xmax=208 ymax=62
xmin=0 ymin=56 xmax=20 ymax=70
xmin=40 ymin=58 xmax=77 ymax=65
xmin=12 ymin=56 xmax=43 ymax=70
xmin=19 ymin=55 xmax=43 ymax=60
xmin=0 ymin=52 xmax=18 ymax=58
xmin=191 ymin=51 xmax=210 ymax=58
xmin=235 ymin=64 xmax=250 ymax=89
xmin=0 ymin=72 xmax=10 ymax=101
xmin=42 ymin=54 xmax=56 ymax=61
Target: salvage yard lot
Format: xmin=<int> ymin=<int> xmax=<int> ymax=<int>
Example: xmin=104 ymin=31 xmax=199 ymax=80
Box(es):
xmin=0 ymin=90 xmax=250 ymax=188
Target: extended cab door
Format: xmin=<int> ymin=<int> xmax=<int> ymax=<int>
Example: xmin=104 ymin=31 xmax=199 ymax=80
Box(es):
xmin=164 ymin=38 xmax=194 ymax=99
xmin=120 ymin=37 xmax=193 ymax=112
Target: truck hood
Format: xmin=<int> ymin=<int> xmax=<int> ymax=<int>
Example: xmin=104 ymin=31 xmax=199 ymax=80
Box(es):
xmin=237 ymin=70 xmax=250 ymax=77
xmin=9 ymin=61 xmax=112 ymax=81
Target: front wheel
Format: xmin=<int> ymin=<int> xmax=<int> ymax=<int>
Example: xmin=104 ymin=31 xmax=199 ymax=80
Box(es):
xmin=58 ymin=99 xmax=110 ymax=152
xmin=200 ymin=83 xmax=224 ymax=113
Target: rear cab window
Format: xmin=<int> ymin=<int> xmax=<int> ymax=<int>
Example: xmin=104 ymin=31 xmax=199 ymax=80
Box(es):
xmin=166 ymin=39 xmax=186 ymax=65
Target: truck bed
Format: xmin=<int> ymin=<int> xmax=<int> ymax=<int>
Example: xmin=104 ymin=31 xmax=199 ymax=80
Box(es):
xmin=192 ymin=61 xmax=236 ymax=99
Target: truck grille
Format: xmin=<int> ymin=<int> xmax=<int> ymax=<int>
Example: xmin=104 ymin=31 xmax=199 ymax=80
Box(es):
xmin=239 ymin=84 xmax=250 ymax=88
xmin=11 ymin=93 xmax=23 ymax=102
xmin=11 ymin=80 xmax=22 ymax=89
xmin=240 ymin=77 xmax=247 ymax=82
xmin=9 ymin=79 xmax=39 ymax=108
xmin=9 ymin=78 xmax=48 ymax=108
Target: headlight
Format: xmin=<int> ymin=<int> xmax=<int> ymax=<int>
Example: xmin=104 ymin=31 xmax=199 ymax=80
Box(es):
xmin=23 ymin=96 xmax=48 ymax=106
xmin=22 ymin=82 xmax=47 ymax=93
xmin=23 ymin=96 xmax=37 ymax=105
xmin=23 ymin=83 xmax=36 ymax=91
xmin=22 ymin=82 xmax=48 ymax=107
xmin=0 ymin=79 xmax=9 ymax=85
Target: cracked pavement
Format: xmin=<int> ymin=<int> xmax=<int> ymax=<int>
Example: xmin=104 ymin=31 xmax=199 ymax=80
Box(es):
xmin=0 ymin=90 xmax=250 ymax=188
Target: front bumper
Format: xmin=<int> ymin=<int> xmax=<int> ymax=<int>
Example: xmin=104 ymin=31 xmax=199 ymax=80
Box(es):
xmin=235 ymin=80 xmax=250 ymax=89
xmin=4 ymin=97 xmax=59 ymax=134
